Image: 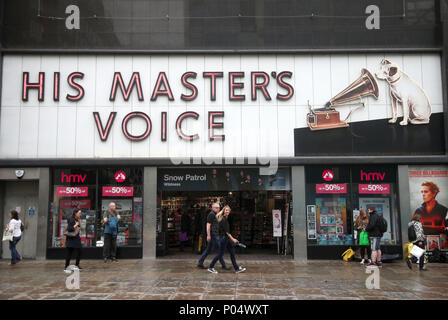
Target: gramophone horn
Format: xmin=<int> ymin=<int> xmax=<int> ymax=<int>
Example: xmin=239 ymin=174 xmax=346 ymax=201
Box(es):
xmin=326 ymin=68 xmax=379 ymax=107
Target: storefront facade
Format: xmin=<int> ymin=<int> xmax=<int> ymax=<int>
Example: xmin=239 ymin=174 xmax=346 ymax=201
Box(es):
xmin=0 ymin=0 xmax=447 ymax=260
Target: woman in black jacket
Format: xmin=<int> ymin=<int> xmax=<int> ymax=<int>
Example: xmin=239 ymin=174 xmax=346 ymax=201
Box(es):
xmin=64 ymin=209 xmax=83 ymax=273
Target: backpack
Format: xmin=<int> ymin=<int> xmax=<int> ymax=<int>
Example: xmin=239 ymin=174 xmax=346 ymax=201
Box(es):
xmin=408 ymin=223 xmax=417 ymax=242
xmin=377 ymin=215 xmax=388 ymax=233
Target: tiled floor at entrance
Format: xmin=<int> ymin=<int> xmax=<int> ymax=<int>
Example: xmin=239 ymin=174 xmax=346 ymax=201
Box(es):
xmin=0 ymin=257 xmax=447 ymax=300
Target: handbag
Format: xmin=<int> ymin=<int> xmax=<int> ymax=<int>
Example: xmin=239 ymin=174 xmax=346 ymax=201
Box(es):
xmin=410 ymin=244 xmax=425 ymax=259
xmin=342 ymin=248 xmax=355 ymax=261
xmin=63 ymin=225 xmax=80 ymax=237
xmin=359 ymin=230 xmax=370 ymax=246
xmin=2 ymin=229 xmax=14 ymax=242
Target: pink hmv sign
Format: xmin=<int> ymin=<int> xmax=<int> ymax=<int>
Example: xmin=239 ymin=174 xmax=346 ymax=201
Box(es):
xmin=56 ymin=187 xmax=88 ymax=197
xmin=316 ymin=184 xmax=347 ymax=194
xmin=102 ymin=186 xmax=134 ymax=197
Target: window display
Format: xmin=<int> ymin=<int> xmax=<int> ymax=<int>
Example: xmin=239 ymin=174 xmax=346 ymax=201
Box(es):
xmin=49 ymin=167 xmax=143 ymax=249
xmin=306 ymin=165 xmax=400 ymax=247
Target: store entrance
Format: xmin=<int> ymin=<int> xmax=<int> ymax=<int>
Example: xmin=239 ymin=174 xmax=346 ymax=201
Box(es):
xmin=157 ymin=190 xmax=293 ymax=257
xmin=1 ymin=181 xmax=39 ymax=259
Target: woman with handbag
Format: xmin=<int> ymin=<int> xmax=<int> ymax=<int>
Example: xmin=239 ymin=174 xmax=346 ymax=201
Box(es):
xmin=64 ymin=209 xmax=83 ymax=273
xmin=5 ymin=210 xmax=23 ymax=266
xmin=407 ymin=212 xmax=426 ymax=271
xmin=355 ymin=209 xmax=371 ymax=265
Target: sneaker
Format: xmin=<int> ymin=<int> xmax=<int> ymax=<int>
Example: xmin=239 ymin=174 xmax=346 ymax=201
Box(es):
xmin=235 ymin=267 xmax=246 ymax=273
xmin=111 ymin=258 xmax=118 ymax=263
xmin=376 ymin=262 xmax=383 ymax=268
xmin=104 ymin=258 xmax=109 ymax=263
xmin=406 ymin=258 xmax=412 ymax=270
xmin=367 ymin=259 xmax=372 ymax=263
xmin=8 ymin=263 xmax=16 ymax=267
xmin=221 ymin=265 xmax=232 ymax=271
xmin=365 ymin=262 xmax=377 ymax=268
xmin=207 ymin=268 xmax=218 ymax=274
xmin=197 ymin=264 xmax=206 ymax=269
xmin=360 ymin=259 xmax=365 ymax=265
xmin=73 ymin=266 xmax=83 ymax=271
xmin=17 ymin=257 xmax=22 ymax=262
xmin=64 ymin=267 xmax=72 ymax=274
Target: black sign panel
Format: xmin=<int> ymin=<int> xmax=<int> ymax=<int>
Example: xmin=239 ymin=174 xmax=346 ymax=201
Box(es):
xmin=1 ymin=0 xmax=442 ymax=50
xmin=295 ymin=112 xmax=445 ymax=157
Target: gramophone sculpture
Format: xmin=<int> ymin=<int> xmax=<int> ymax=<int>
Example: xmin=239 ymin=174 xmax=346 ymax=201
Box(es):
xmin=307 ymin=68 xmax=379 ymax=131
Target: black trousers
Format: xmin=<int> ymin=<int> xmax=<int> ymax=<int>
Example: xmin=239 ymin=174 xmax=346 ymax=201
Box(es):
xmin=360 ymin=245 xmax=371 ymax=259
xmin=65 ymin=247 xmax=81 ymax=268
xmin=103 ymin=233 xmax=117 ymax=259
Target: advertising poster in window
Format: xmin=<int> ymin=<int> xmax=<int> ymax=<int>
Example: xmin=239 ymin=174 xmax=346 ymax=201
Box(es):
xmin=408 ymin=166 xmax=448 ymax=242
xmin=272 ymin=210 xmax=282 ymax=238
xmin=359 ymin=198 xmax=391 ymax=243
xmin=307 ymin=205 xmax=317 ymax=240
xmin=58 ymin=200 xmax=91 ymax=247
xmin=316 ymin=197 xmax=348 ymax=245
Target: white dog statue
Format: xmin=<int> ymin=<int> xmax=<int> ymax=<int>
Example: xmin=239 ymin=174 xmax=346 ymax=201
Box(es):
xmin=375 ymin=59 xmax=432 ymax=126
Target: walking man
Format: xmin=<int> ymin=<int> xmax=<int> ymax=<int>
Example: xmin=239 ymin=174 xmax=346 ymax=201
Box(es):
xmin=197 ymin=202 xmax=230 ymax=270
xmin=103 ymin=202 xmax=120 ymax=263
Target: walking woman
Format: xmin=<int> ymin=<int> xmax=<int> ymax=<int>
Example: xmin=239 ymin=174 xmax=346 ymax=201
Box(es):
xmin=407 ymin=212 xmax=427 ymax=271
xmin=64 ymin=209 xmax=83 ymax=273
xmin=208 ymin=205 xmax=246 ymax=274
xmin=355 ymin=209 xmax=371 ymax=265
xmin=6 ymin=210 xmax=23 ymax=266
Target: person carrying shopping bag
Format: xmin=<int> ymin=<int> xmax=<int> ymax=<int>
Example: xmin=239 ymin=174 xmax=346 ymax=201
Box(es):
xmin=5 ymin=210 xmax=23 ymax=266
xmin=355 ymin=209 xmax=371 ymax=264
xmin=407 ymin=212 xmax=427 ymax=271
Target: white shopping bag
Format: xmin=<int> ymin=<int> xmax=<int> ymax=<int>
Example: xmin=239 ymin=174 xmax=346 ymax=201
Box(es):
xmin=2 ymin=229 xmax=13 ymax=242
xmin=410 ymin=245 xmax=425 ymax=258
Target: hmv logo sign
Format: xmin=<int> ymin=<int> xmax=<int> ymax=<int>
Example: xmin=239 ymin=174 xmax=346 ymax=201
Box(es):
xmin=61 ymin=172 xmax=87 ymax=183
xmin=360 ymin=170 xmax=386 ymax=181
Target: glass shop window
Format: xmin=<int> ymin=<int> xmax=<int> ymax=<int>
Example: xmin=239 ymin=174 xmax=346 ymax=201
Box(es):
xmin=49 ymin=168 xmax=97 ymax=248
xmin=306 ymin=165 xmax=400 ymax=246
xmin=99 ymin=168 xmax=143 ymax=247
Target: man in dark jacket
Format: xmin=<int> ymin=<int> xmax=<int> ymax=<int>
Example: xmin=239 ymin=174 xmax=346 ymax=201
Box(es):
xmin=365 ymin=207 xmax=383 ymax=268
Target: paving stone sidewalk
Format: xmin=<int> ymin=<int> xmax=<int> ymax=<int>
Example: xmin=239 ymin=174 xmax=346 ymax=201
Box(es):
xmin=0 ymin=257 xmax=447 ymax=300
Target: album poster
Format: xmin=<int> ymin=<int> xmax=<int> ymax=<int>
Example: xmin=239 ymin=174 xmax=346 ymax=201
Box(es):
xmin=440 ymin=234 xmax=448 ymax=251
xmin=426 ymin=235 xmax=440 ymax=251
xmin=409 ymin=166 xmax=448 ymax=236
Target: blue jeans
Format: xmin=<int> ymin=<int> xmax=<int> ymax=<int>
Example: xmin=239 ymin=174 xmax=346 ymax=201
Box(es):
xmin=9 ymin=236 xmax=21 ymax=264
xmin=223 ymin=237 xmax=239 ymax=270
xmin=370 ymin=237 xmax=381 ymax=251
xmin=198 ymin=236 xmax=226 ymax=267
xmin=209 ymin=237 xmax=239 ymax=270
